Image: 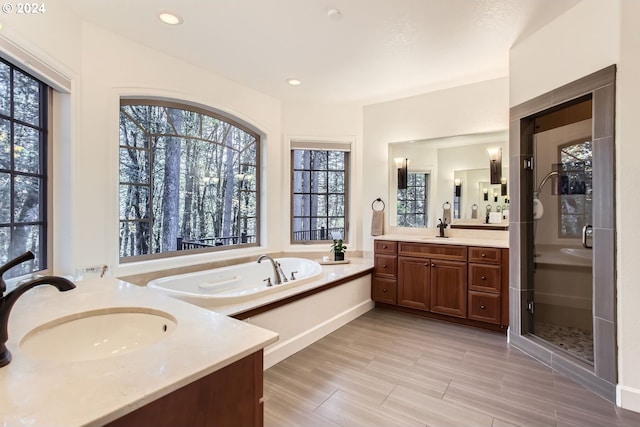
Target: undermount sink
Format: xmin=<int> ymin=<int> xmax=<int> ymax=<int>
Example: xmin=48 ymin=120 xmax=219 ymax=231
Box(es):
xmin=19 ymin=308 xmax=177 ymax=362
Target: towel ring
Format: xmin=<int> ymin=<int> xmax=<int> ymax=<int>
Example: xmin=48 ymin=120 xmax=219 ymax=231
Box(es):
xmin=372 ymin=198 xmax=385 ymax=211
xmin=442 ymin=201 xmax=451 ymax=210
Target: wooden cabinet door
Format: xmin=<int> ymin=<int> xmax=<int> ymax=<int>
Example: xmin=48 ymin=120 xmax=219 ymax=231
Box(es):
xmin=429 ymin=260 xmax=467 ymax=318
xmin=397 ymin=256 xmax=430 ymax=310
xmin=372 ymin=277 xmax=397 ymax=305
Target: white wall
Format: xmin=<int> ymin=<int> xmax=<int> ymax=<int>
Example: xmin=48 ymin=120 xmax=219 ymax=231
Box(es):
xmin=510 ymin=0 xmax=640 ymax=412
xmin=362 ymin=77 xmax=509 ymax=251
xmin=281 ymin=102 xmax=364 ymax=251
xmin=617 ymin=0 xmax=640 ymax=412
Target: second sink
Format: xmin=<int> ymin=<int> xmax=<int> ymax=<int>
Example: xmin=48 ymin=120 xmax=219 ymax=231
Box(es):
xmin=19 ymin=307 xmax=177 ymax=362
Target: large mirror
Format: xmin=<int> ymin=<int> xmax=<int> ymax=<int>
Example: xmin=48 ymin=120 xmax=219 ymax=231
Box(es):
xmin=388 ymin=130 xmax=509 ymax=229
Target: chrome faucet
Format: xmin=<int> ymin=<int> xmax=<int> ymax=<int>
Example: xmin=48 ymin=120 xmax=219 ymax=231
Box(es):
xmin=0 ymin=251 xmax=75 ymax=367
xmin=257 ymin=254 xmax=285 ymax=285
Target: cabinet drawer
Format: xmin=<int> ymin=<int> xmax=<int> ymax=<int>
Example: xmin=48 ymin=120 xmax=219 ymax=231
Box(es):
xmin=468 ymin=264 xmax=501 ymax=293
xmin=398 ymin=243 xmax=467 ymax=261
xmin=468 ymin=291 xmax=501 ymax=324
xmin=372 ymin=277 xmax=397 ymax=305
xmin=374 ymin=254 xmax=397 ymax=278
xmin=468 ymin=247 xmax=502 ymax=264
xmin=375 ymin=240 xmax=397 ymax=254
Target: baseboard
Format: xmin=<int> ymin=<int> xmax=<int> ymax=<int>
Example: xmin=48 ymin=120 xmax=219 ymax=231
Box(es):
xmin=618 ymin=384 xmax=640 ymax=413
xmin=263 ymin=299 xmax=374 ymax=369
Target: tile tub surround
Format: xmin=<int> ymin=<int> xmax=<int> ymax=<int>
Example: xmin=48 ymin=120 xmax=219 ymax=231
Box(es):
xmin=0 ymin=278 xmax=278 ymax=427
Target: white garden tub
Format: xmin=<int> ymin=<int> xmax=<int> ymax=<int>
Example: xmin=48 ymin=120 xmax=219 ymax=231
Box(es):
xmin=147 ymin=257 xmax=323 ymax=308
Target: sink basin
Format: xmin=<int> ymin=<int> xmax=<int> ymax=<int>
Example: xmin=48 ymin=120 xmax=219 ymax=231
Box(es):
xmin=19 ymin=308 xmax=177 ymax=362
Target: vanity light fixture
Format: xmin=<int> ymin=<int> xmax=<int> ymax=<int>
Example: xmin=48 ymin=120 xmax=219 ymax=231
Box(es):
xmin=159 ymin=12 xmax=183 ymax=25
xmin=394 ymin=157 xmax=408 ymax=190
xmin=483 ymin=188 xmax=488 ymax=201
xmin=501 ymin=177 xmax=508 ymax=196
xmin=487 ymin=147 xmax=502 ymax=184
xmin=493 ymin=191 xmax=498 ymax=203
xmin=454 ymin=178 xmax=462 ymax=197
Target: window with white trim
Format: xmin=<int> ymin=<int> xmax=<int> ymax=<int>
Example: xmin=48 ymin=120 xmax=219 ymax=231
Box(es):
xmin=291 ymin=141 xmax=349 ymax=243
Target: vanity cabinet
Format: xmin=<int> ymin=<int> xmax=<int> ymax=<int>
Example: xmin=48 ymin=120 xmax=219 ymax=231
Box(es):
xmin=467 ymin=246 xmax=508 ymax=325
xmin=372 ymin=240 xmax=398 ymax=304
xmin=373 ymin=239 xmax=508 ymax=331
xmin=105 ymin=351 xmax=264 ymax=427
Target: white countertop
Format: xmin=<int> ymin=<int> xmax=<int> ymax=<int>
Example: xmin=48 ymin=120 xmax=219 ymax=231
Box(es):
xmin=0 ymin=278 xmax=279 ymax=427
xmin=375 ymin=234 xmax=509 ymax=249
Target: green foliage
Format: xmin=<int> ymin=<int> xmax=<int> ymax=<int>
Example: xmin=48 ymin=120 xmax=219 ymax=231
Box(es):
xmin=330 ymin=239 xmax=347 ymax=254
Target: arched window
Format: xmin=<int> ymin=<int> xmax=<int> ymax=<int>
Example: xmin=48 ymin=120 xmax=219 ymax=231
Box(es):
xmin=119 ymin=100 xmax=260 ymax=261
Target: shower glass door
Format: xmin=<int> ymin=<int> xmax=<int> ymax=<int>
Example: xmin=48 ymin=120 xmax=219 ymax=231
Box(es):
xmin=531 ymin=124 xmax=594 ymax=365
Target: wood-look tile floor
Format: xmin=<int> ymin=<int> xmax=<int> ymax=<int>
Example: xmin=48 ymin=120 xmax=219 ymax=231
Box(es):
xmin=263 ymin=308 xmax=640 ymax=427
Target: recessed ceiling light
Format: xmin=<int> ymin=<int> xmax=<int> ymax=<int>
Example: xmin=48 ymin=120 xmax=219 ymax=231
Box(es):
xmin=327 ymin=8 xmax=341 ymax=19
xmin=159 ymin=12 xmax=183 ymax=25
xmin=287 ymin=79 xmax=302 ymax=86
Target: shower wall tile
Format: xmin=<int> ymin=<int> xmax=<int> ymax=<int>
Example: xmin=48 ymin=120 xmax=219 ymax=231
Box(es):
xmin=510 ymin=334 xmax=552 ymax=367
xmin=510 ymin=93 xmax=553 ymax=120
xmin=593 ymin=136 xmax=615 ymax=230
xmin=508 ymin=289 xmax=521 ymax=335
xmin=552 ymin=351 xmax=616 ymax=402
xmin=593 ymin=84 xmax=615 ymax=140
xmin=594 ymin=317 xmax=617 ymax=383
xmin=594 ymin=228 xmax=615 ymax=322
xmin=509 ymin=120 xmax=521 ymax=158
xmin=550 ymin=65 xmax=616 ymax=106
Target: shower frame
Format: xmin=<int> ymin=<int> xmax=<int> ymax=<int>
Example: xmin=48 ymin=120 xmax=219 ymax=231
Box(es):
xmin=508 ymin=65 xmax=617 ymax=402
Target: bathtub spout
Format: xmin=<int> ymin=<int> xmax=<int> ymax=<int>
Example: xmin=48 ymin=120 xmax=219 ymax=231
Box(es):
xmin=257 ymin=254 xmax=284 ymax=285
xmin=276 ymin=262 xmax=289 ymax=283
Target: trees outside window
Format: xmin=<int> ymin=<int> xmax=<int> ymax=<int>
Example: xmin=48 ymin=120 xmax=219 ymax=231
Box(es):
xmin=558 ymin=140 xmax=592 ymax=238
xmin=119 ymin=100 xmax=259 ymax=260
xmin=291 ymin=144 xmax=349 ymax=243
xmin=0 ymin=59 xmax=48 ymax=279
xmin=397 ymin=172 xmax=429 ymax=227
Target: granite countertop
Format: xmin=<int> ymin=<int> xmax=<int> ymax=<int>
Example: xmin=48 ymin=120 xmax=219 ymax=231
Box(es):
xmin=0 ymin=278 xmax=279 ymax=427
xmin=375 ymin=234 xmax=509 ymax=249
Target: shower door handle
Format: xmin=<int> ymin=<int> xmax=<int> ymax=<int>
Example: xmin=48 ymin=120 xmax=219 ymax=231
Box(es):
xmin=582 ymin=225 xmax=593 ymax=249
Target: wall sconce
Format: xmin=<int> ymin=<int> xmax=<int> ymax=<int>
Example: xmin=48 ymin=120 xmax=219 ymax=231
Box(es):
xmin=454 ymin=178 xmax=462 ymax=197
xmin=487 ymin=147 xmax=502 ymax=184
xmin=394 ymin=157 xmax=408 ymax=189
xmin=483 ymin=188 xmax=488 ymax=201
xmin=501 ymin=177 xmax=508 ymax=196
xmin=493 ymin=191 xmax=498 ymax=202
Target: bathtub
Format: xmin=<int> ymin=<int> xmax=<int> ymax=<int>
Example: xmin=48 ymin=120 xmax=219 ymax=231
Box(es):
xmin=147 ymin=257 xmax=323 ymax=308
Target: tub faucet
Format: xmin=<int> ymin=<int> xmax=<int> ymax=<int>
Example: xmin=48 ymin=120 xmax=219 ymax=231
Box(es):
xmin=276 ymin=262 xmax=289 ymax=283
xmin=257 ymin=254 xmax=284 ymax=285
xmin=0 ymin=251 xmax=76 ymax=367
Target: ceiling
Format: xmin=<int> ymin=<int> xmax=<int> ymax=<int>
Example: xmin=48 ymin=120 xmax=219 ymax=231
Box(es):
xmin=62 ymin=0 xmax=581 ymax=105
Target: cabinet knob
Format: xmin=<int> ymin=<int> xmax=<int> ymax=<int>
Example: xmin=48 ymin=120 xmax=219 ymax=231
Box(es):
xmin=383 ymin=288 xmax=388 ymax=293
xmin=431 ymin=264 xmax=435 ymax=267
xmin=481 ymin=276 xmax=487 ymax=280
xmin=382 ymin=264 xmax=387 ymax=268
xmin=481 ymin=253 xmax=486 ymax=257
xmin=382 ymin=245 xmax=387 ymax=249
xmin=480 ymin=305 xmax=486 ymax=309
